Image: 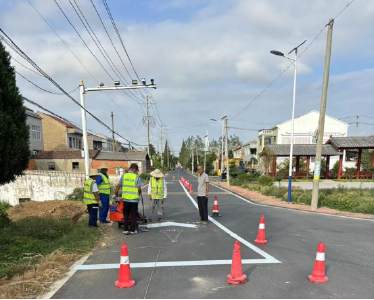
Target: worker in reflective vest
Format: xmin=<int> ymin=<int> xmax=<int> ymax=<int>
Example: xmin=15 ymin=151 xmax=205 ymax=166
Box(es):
xmin=115 ymin=163 xmax=142 ymax=235
xmin=148 ymin=169 xmax=167 ymax=222
xmin=83 ymin=169 xmax=100 ymax=227
xmin=96 ymin=163 xmax=111 ymax=224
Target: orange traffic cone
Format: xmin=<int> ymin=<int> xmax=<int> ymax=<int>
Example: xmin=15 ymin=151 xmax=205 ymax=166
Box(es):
xmin=173 ymin=176 xmax=175 ymax=181
xmin=115 ymin=242 xmax=135 ymax=288
xmin=254 ymin=215 xmax=267 ymax=244
xmin=227 ymin=241 xmax=247 ymax=285
xmin=308 ymin=243 xmax=329 ymax=283
xmin=211 ymin=196 xmax=222 ymax=217
xmin=186 ymin=181 xmax=189 ymax=189
xmin=189 ymin=184 xmax=193 ymax=194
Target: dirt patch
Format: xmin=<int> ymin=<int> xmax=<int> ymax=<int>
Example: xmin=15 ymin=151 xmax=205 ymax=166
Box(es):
xmin=8 ymin=200 xmax=86 ymax=223
xmin=214 ymin=182 xmax=374 ymax=220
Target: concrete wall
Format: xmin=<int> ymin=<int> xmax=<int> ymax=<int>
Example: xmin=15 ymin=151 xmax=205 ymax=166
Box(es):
xmin=26 ymin=114 xmax=44 ymax=152
xmin=0 ymin=170 xmax=123 ymax=206
xmin=91 ymin=159 xmax=146 ymax=175
xmin=35 ymin=158 xmax=91 ymax=173
xmin=38 ymin=112 xmax=68 ymax=151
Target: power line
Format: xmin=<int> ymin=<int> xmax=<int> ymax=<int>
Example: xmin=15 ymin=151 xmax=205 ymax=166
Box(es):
xmin=0 ymin=28 xmax=146 ymax=146
xmin=234 ymin=0 xmax=356 ymax=118
xmin=16 ymin=70 xmax=79 ymax=95
xmin=11 ymin=55 xmax=43 ymax=77
xmin=228 ymin=126 xmax=260 ymax=131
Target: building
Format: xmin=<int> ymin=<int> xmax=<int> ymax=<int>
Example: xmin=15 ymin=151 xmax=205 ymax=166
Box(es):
xmin=243 ymin=140 xmax=257 ymax=164
xmin=32 ymin=150 xmax=100 ymax=172
xmin=91 ymin=151 xmax=150 ymax=174
xmin=25 ymin=107 xmax=44 ymax=154
xmin=258 ymin=110 xmax=349 ymax=169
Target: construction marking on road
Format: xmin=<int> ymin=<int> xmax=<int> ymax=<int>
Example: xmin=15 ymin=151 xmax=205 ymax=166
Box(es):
xmin=147 ymin=222 xmax=199 ymax=229
xmin=179 ymin=181 xmax=280 ymax=264
xmin=211 ymin=183 xmax=374 ymax=222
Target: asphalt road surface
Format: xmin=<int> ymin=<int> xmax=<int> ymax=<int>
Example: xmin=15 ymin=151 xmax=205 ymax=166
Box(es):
xmin=52 ymin=168 xmax=374 ymax=299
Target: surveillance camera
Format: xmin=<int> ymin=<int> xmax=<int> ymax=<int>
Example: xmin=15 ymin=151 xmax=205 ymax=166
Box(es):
xmin=99 ymin=82 xmax=104 ymax=87
xmin=141 ymin=78 xmax=146 ymax=85
xmin=150 ymin=79 xmax=154 ymax=85
xmin=114 ymin=81 xmax=120 ymax=86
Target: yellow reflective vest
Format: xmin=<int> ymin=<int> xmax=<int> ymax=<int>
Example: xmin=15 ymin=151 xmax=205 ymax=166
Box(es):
xmin=83 ymin=179 xmax=97 ymax=205
xmin=98 ymin=172 xmax=111 ymax=195
xmin=150 ymin=177 xmax=164 ymax=199
xmin=121 ymin=172 xmax=139 ymax=201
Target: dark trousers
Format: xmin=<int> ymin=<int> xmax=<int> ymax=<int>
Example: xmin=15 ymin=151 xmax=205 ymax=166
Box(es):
xmin=197 ymin=196 xmax=208 ymax=221
xmin=99 ymin=194 xmax=110 ymax=222
xmin=87 ymin=204 xmax=98 ymax=227
xmin=123 ymin=201 xmax=138 ymax=232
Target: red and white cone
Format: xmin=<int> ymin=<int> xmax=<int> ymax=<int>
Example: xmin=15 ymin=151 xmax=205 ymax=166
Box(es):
xmin=308 ymin=243 xmax=329 ymax=283
xmin=115 ymin=242 xmax=135 ymax=288
xmin=189 ymin=184 xmax=193 ymax=194
xmin=211 ymin=196 xmax=222 ymax=217
xmin=227 ymin=241 xmax=247 ymax=285
xmin=173 ymin=176 xmax=175 ymax=181
xmin=254 ymin=215 xmax=267 ymax=244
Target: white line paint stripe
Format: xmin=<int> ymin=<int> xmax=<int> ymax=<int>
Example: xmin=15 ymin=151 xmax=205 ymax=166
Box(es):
xmin=211 ymin=183 xmax=374 ymax=222
xmin=147 ymin=222 xmax=199 ymax=229
xmin=179 ymin=181 xmax=280 ymax=264
xmin=75 ymin=259 xmax=275 ymax=271
xmin=316 ymin=252 xmax=325 ymax=261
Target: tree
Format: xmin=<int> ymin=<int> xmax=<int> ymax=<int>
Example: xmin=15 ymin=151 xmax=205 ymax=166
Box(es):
xmin=0 ymin=42 xmax=30 ymax=185
xmin=148 ymin=143 xmax=157 ymax=157
xmin=361 ymin=150 xmax=373 ymax=170
xmin=205 ymin=152 xmax=217 ymax=174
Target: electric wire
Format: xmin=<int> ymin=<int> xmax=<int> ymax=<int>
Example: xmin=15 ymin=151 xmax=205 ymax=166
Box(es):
xmin=11 ymin=55 xmax=43 ymax=77
xmin=0 ymin=29 xmax=146 ymax=146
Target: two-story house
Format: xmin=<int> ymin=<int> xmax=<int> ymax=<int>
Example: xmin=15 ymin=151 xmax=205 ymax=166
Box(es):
xmin=25 ymin=107 xmax=44 ymax=154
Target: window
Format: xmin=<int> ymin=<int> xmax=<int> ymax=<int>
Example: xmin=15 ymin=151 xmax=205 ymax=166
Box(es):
xmin=69 ymin=137 xmax=82 ymax=149
xmin=108 ymin=143 xmax=114 ymax=152
xmin=72 ymin=162 xmax=79 ymax=170
xmin=31 ymin=125 xmax=41 ymax=141
xmin=48 ymin=162 xmax=56 ymax=170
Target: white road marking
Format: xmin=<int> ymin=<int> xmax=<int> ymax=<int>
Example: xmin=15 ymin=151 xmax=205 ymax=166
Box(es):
xmin=179 ymin=181 xmax=280 ymax=264
xmin=211 ymin=183 xmax=374 ymax=222
xmin=147 ymin=222 xmax=199 ymax=229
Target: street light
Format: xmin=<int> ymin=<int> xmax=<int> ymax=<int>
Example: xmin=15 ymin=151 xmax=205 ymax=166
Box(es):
xmin=270 ymin=40 xmax=306 ymax=202
xmin=79 ymin=79 xmax=157 ymax=178
xmin=210 ymin=115 xmax=227 ymax=182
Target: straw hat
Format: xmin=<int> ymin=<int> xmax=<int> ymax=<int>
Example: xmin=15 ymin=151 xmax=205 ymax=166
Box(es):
xmin=150 ymin=169 xmax=165 ymax=178
xmin=89 ymin=169 xmax=99 ymax=177
xmin=99 ymin=162 xmax=109 ymax=169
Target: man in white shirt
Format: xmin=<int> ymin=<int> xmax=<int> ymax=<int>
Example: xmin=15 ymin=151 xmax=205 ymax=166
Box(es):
xmin=148 ymin=169 xmax=167 ymax=222
xmin=196 ymin=165 xmax=210 ymax=225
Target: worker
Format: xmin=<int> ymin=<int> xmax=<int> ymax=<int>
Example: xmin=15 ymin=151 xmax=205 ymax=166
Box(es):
xmin=114 ymin=163 xmax=142 ymax=235
xmin=196 ymin=165 xmax=210 ymax=225
xmin=96 ymin=163 xmax=111 ymax=224
xmin=83 ymin=169 xmax=100 ymax=227
xmin=148 ymin=169 xmax=167 ymax=222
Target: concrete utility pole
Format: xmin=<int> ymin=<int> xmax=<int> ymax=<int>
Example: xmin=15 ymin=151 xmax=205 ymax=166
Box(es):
xmin=356 ymin=115 xmax=359 ymax=137
xmin=160 ymin=126 xmax=164 ymax=168
xmin=224 ymin=117 xmax=230 ymax=187
xmin=311 ymin=19 xmax=334 ymax=211
xmin=110 ymin=111 xmax=116 ymax=152
xmin=79 ymin=80 xmax=90 ymax=178
xmin=191 ymin=146 xmax=194 ymax=174
xmin=128 ymin=141 xmax=131 ymax=152
xmin=196 ymin=144 xmax=199 ymax=165
xmin=166 ymin=139 xmax=170 ymax=170
xmin=146 ymin=96 xmax=150 ymax=156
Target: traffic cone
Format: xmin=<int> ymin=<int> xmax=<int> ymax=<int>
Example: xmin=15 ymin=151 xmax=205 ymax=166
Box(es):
xmin=254 ymin=215 xmax=267 ymax=244
xmin=211 ymin=196 xmax=221 ymax=217
xmin=186 ymin=181 xmax=189 ymax=189
xmin=173 ymin=176 xmax=175 ymax=181
xmin=308 ymin=243 xmax=329 ymax=283
xmin=189 ymin=184 xmax=193 ymax=194
xmin=227 ymin=241 xmax=247 ymax=285
xmin=115 ymin=242 xmax=135 ymax=288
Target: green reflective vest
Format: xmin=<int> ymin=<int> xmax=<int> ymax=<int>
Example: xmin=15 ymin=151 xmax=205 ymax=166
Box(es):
xmin=98 ymin=172 xmax=111 ymax=195
xmin=150 ymin=177 xmax=164 ymax=199
xmin=122 ymin=172 xmax=139 ymax=201
xmin=83 ymin=179 xmax=97 ymax=205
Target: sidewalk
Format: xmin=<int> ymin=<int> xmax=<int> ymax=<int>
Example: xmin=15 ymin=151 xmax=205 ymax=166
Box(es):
xmin=278 ymin=180 xmax=374 ymax=190
xmin=213 ymin=182 xmax=374 ymax=220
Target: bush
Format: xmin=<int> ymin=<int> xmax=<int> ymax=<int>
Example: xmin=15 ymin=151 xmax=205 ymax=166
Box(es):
xmin=140 ymin=173 xmax=151 ymax=181
xmin=257 ymin=176 xmax=275 ymax=186
xmin=0 ymin=201 xmax=11 ymax=229
xmin=65 ymin=188 xmax=84 ymax=201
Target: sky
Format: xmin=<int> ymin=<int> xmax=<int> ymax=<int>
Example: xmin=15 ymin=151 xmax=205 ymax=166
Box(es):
xmin=0 ymin=0 xmax=373 ymax=155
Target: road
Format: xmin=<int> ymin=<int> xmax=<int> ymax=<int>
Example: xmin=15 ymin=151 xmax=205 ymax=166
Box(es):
xmin=52 ymin=168 xmax=374 ymax=299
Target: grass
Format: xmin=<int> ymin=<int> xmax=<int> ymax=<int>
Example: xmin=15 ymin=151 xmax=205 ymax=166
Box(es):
xmin=0 ymin=216 xmax=102 ymax=280
xmin=238 ymin=183 xmax=374 ymax=215
xmin=334 ymin=179 xmax=374 ymax=182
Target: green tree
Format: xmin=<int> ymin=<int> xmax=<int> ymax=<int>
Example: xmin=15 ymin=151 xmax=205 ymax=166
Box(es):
xmin=361 ymin=150 xmax=373 ymax=170
xmin=205 ymin=152 xmax=217 ymax=174
xmin=0 ymin=42 xmax=30 ymax=185
xmin=148 ymin=143 xmax=157 ymax=156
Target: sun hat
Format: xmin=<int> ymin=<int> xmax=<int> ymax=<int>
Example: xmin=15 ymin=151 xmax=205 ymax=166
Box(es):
xmin=150 ymin=169 xmax=165 ymax=178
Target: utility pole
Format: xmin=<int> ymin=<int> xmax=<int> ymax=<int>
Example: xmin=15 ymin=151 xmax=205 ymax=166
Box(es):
xmin=224 ymin=117 xmax=230 ymax=187
xmin=110 ymin=111 xmax=116 ymax=152
xmin=191 ymin=146 xmax=194 ymax=174
xmin=128 ymin=141 xmax=131 ymax=153
xmin=311 ymin=19 xmax=334 ymax=211
xmin=79 ymin=80 xmax=90 ymax=178
xmin=196 ymin=144 xmax=199 ymax=165
xmin=356 ymin=115 xmax=359 ymax=137
xmin=167 ymin=139 xmax=170 ymax=170
xmin=160 ymin=126 xmax=164 ymax=168
xmin=145 ymin=96 xmax=150 ymax=155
